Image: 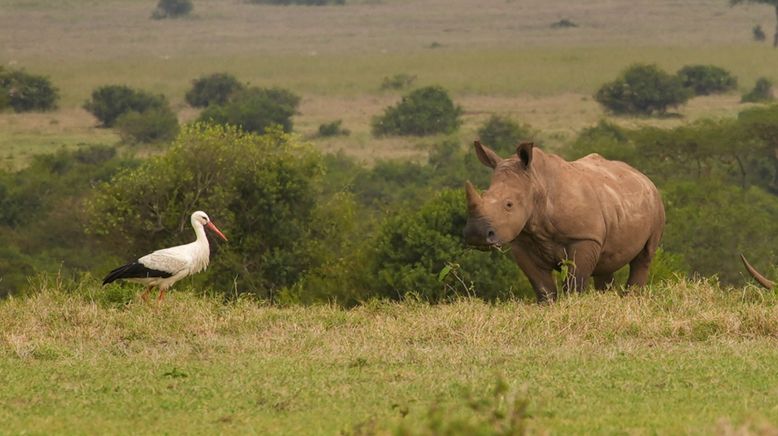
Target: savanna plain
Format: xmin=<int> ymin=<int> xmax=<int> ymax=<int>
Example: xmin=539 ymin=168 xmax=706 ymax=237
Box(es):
xmin=2 ymin=0 xmax=778 ymax=433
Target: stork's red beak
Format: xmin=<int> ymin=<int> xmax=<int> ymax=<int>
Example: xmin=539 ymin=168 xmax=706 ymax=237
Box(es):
xmin=206 ymin=221 xmax=228 ymax=241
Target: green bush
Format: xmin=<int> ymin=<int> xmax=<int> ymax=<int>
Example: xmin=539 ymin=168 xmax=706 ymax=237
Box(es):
xmin=662 ymin=180 xmax=778 ymax=284
xmin=372 ymin=86 xmax=462 ymax=136
xmin=368 ymin=189 xmax=532 ymax=302
xmin=476 ymin=115 xmax=536 ymax=155
xmin=0 ymin=68 xmax=59 ymax=112
xmin=317 ymin=120 xmax=350 ymax=137
xmin=185 ymin=73 xmax=245 ymax=108
xmin=677 ymin=65 xmax=738 ymax=96
xmin=595 ymin=64 xmax=691 ymax=115
xmin=88 ymin=124 xmax=352 ymax=297
xmin=742 ymin=78 xmax=774 ymax=103
xmin=152 ymin=0 xmax=193 ymax=19
xmin=115 ymin=107 xmax=180 ymax=144
xmin=247 ymin=0 xmax=345 ymax=4
xmin=83 ymin=85 xmax=167 ymax=127
xmin=753 ymin=25 xmax=766 ymax=41
xmin=198 ymin=87 xmax=300 ymax=133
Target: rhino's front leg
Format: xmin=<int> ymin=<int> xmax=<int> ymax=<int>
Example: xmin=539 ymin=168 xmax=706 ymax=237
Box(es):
xmin=562 ymin=240 xmax=602 ymax=293
xmin=509 ymin=243 xmax=557 ymax=303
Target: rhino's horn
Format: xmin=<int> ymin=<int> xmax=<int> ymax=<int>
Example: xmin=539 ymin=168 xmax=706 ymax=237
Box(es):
xmin=465 ymin=180 xmax=482 ymax=211
xmin=740 ymin=254 xmax=775 ymax=289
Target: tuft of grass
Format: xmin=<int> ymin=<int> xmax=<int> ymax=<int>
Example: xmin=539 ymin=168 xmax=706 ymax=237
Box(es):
xmin=3 ymin=278 xmax=778 ymax=433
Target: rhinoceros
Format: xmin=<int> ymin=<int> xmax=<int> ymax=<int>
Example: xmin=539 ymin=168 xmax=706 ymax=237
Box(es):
xmin=463 ymin=140 xmax=665 ymax=302
xmin=740 ymin=254 xmax=775 ymax=289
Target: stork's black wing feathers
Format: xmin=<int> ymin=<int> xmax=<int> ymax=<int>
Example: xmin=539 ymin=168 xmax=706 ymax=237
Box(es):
xmin=102 ymin=261 xmax=173 ymax=285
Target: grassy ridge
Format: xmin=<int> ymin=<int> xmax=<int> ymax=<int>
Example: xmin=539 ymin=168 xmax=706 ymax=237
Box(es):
xmin=2 ymin=278 xmax=778 ymax=433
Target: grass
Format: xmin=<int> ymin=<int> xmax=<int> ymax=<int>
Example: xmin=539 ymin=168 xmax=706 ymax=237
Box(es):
xmin=3 ymin=277 xmax=778 ymax=434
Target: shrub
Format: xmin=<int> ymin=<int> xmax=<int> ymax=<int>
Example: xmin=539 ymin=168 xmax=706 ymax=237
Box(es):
xmin=595 ymin=64 xmax=691 ymax=115
xmin=742 ymin=78 xmax=774 ymax=103
xmin=88 ymin=124 xmax=352 ymax=297
xmin=564 ymin=120 xmax=636 ymax=162
xmin=476 ymin=115 xmax=536 ymax=155
xmin=83 ymin=85 xmax=167 ymax=127
xmin=247 ymin=0 xmax=345 ymax=4
xmin=662 ymin=180 xmax=778 ymax=284
xmin=152 ymin=0 xmax=193 ymax=19
xmin=369 ymin=189 xmax=533 ymax=302
xmin=551 ymin=18 xmax=577 ymax=28
xmin=115 ymin=107 xmax=180 ymax=144
xmin=753 ymin=25 xmax=766 ymax=41
xmin=0 ymin=68 xmax=59 ymax=112
xmin=317 ymin=120 xmax=350 ymax=137
xmin=380 ymin=73 xmax=416 ymax=90
xmin=372 ymin=86 xmax=462 ymax=136
xmin=677 ymin=65 xmax=738 ymax=96
xmin=198 ymin=87 xmax=300 ymax=133
xmin=185 ymin=73 xmax=245 ymax=108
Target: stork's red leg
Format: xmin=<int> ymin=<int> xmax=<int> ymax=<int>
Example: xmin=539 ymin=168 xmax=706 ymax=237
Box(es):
xmin=157 ymin=289 xmax=167 ymax=302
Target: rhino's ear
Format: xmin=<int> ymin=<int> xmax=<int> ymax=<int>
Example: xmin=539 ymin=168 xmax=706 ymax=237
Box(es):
xmin=474 ymin=140 xmax=501 ymax=169
xmin=516 ymin=142 xmax=534 ymax=169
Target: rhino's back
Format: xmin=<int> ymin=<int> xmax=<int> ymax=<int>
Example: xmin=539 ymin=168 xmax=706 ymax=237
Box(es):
xmin=565 ymin=153 xmax=664 ymax=271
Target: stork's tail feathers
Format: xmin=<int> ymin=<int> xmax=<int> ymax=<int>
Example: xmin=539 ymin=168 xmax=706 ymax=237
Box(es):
xmin=102 ymin=261 xmax=172 ymax=285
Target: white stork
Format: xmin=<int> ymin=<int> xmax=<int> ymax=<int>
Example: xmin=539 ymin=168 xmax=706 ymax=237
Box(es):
xmin=102 ymin=211 xmax=228 ymax=301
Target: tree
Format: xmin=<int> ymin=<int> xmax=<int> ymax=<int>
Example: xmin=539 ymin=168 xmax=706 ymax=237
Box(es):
xmin=371 ymin=86 xmax=462 ymax=136
xmin=185 ymin=73 xmax=245 ymax=108
xmin=88 ymin=124 xmax=352 ymax=297
xmin=198 ymin=87 xmax=300 ymax=134
xmin=0 ymin=68 xmax=59 ymax=112
xmin=731 ymin=0 xmax=778 ymax=47
xmin=83 ymin=85 xmax=167 ymax=127
xmin=595 ymin=64 xmax=691 ymax=116
xmin=152 ymin=0 xmax=193 ymax=19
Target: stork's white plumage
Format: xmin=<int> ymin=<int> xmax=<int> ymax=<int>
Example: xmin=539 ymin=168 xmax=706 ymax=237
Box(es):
xmin=102 ymin=211 xmax=228 ymax=301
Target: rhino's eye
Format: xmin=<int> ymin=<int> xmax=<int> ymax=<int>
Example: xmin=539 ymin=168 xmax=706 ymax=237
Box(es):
xmin=505 ymin=201 xmax=513 ymax=209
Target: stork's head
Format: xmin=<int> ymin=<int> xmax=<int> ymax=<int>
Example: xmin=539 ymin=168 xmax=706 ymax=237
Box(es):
xmin=191 ymin=211 xmax=228 ymax=241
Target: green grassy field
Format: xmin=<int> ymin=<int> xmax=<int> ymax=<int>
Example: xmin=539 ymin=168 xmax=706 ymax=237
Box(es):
xmin=2 ymin=279 xmax=778 ymax=434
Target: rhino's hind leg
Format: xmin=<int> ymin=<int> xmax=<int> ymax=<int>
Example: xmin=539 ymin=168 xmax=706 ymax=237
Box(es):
xmin=626 ymin=234 xmax=660 ymax=287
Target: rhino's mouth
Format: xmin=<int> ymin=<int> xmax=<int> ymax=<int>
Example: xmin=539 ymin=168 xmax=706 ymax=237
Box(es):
xmin=466 ymin=242 xmax=506 ymax=252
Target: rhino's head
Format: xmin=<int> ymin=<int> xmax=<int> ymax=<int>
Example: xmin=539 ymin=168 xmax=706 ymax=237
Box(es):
xmin=463 ymin=140 xmax=537 ymax=249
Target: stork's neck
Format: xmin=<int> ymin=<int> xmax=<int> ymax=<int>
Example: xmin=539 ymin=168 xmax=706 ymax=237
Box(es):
xmin=193 ymin=222 xmax=210 ymax=248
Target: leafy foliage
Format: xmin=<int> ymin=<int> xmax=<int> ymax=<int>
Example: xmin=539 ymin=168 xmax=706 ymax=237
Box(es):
xmin=0 ymin=68 xmax=59 ymax=112
xmin=152 ymin=0 xmax=193 ymax=19
xmin=83 ymin=85 xmax=167 ymax=127
xmin=677 ymin=65 xmax=737 ymax=96
xmin=368 ymin=189 xmax=532 ymax=302
xmin=185 ymin=73 xmax=245 ymax=108
xmin=742 ymin=77 xmax=774 ymax=103
xmin=198 ymin=87 xmax=300 ymax=134
xmin=476 ymin=115 xmax=537 ymax=155
xmin=88 ymin=124 xmax=351 ymax=297
xmin=317 ymin=120 xmax=350 ymax=137
xmin=247 ymin=0 xmax=345 ymax=4
xmin=115 ymin=107 xmax=180 ymax=144
xmin=595 ymin=64 xmax=691 ymax=115
xmin=753 ymin=24 xmax=767 ymax=41
xmin=0 ymin=146 xmax=136 ymax=295
xmin=372 ymin=86 xmax=462 ymax=136
xmin=662 ymin=180 xmax=778 ymax=283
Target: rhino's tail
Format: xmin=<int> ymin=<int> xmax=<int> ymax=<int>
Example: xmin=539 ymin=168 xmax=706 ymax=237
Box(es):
xmin=740 ymin=254 xmax=775 ymax=290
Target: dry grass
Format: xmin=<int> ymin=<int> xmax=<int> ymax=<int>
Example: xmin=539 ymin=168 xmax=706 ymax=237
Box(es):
xmin=2 ymin=278 xmax=778 ymax=433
